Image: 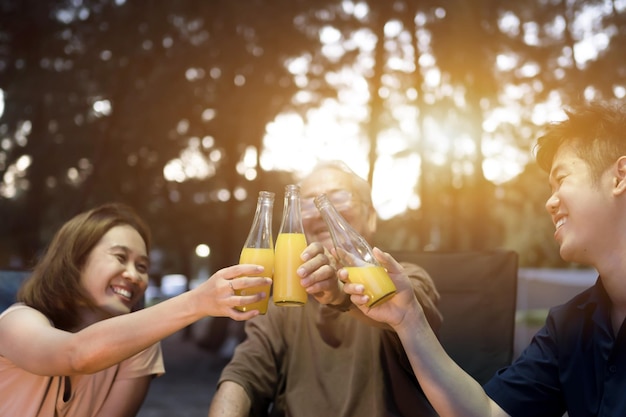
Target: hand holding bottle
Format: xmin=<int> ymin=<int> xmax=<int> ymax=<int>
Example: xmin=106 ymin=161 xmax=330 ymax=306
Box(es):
xmin=297 ymin=241 xmax=344 ymax=305
xmin=339 ymin=248 xmax=422 ymax=330
xmin=191 ymin=264 xmax=273 ymax=320
xmin=314 ymin=193 xmax=396 ymax=307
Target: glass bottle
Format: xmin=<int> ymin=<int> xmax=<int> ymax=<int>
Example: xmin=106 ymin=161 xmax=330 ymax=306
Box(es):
xmin=236 ymin=191 xmax=275 ymax=314
xmin=273 ymin=184 xmax=308 ymax=306
xmin=314 ymin=193 xmax=396 ymax=307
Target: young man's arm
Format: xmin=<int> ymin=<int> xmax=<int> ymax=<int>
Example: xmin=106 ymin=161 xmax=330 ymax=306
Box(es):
xmin=343 ymin=248 xmax=511 ymax=417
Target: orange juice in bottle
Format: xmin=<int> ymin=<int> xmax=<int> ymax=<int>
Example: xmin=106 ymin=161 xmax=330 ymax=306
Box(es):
xmin=274 ymin=232 xmax=308 ymax=305
xmin=344 ymin=265 xmax=396 ymax=307
xmin=273 ymin=184 xmax=308 ymax=306
xmin=236 ymin=191 xmax=274 ymax=314
xmin=237 ymin=247 xmax=274 ymax=313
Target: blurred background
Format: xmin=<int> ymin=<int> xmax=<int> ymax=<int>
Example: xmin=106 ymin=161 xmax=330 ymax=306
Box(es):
xmin=1 ymin=0 xmax=625 ymax=285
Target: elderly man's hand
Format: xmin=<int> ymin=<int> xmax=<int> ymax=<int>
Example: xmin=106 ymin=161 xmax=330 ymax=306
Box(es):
xmin=297 ymin=242 xmax=344 ymax=305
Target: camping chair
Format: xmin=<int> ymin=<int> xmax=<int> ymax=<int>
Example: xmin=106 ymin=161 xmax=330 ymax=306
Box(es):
xmin=0 ymin=269 xmax=31 ymax=312
xmin=389 ymin=250 xmax=518 ymax=386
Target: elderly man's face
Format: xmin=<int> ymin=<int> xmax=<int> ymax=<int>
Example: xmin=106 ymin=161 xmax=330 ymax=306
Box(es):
xmin=299 ymin=168 xmax=374 ymax=252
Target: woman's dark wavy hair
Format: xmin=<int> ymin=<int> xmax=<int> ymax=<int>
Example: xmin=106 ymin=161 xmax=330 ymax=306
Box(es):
xmin=535 ymin=101 xmax=626 ymax=183
xmin=17 ymin=203 xmax=151 ymax=331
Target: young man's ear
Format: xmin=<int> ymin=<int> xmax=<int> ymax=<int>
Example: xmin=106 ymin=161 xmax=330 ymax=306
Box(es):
xmin=613 ymin=156 xmax=626 ymax=192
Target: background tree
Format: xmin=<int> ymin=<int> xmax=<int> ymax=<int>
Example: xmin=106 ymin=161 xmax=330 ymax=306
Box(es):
xmin=1 ymin=0 xmax=625 ymax=273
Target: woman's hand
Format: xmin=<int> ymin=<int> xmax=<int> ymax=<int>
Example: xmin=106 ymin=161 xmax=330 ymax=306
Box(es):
xmin=195 ymin=264 xmax=272 ymax=320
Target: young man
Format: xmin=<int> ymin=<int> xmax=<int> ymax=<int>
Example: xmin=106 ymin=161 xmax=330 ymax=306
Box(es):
xmin=208 ymin=161 xmax=442 ymax=417
xmin=344 ymin=101 xmax=626 ymax=417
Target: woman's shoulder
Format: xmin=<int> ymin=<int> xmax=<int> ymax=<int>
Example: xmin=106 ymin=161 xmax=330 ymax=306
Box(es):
xmin=0 ymin=302 xmax=30 ymax=318
xmin=0 ymin=303 xmax=48 ymax=323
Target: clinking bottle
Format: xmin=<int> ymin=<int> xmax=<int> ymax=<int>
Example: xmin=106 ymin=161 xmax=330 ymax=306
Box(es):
xmin=273 ymin=184 xmax=308 ymax=306
xmin=314 ymin=193 xmax=396 ymax=307
xmin=237 ymin=191 xmax=275 ymax=314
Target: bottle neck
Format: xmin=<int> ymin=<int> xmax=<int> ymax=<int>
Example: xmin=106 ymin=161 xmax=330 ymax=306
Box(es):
xmin=315 ymin=196 xmax=349 ymax=228
xmin=243 ymin=195 xmax=274 ymax=249
xmin=279 ymin=186 xmax=304 ymax=234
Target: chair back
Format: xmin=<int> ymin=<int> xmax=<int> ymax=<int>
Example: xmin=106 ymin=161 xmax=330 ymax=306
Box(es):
xmin=0 ymin=269 xmax=31 ymax=312
xmin=389 ymin=250 xmax=518 ymax=385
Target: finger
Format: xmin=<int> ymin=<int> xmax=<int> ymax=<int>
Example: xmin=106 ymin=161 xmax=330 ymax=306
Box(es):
xmin=337 ymin=268 xmax=350 ymax=283
xmin=300 ymin=241 xmax=324 ymax=261
xmin=300 ymin=264 xmax=336 ymax=288
xmin=227 ymin=309 xmax=261 ymax=321
xmin=236 ymin=292 xmax=268 ymax=306
xmin=373 ymin=248 xmax=403 ymax=273
xmin=219 ymin=264 xmax=265 ymax=279
xmin=343 ymin=282 xmax=365 ymax=295
xmin=232 ymin=277 xmax=272 ymax=289
xmin=304 ymin=278 xmax=335 ymax=295
xmin=351 ymin=294 xmax=370 ymax=307
xmin=298 ymin=252 xmax=332 ymax=278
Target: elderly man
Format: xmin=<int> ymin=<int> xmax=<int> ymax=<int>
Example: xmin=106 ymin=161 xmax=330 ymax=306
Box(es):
xmin=208 ymin=161 xmax=442 ymax=417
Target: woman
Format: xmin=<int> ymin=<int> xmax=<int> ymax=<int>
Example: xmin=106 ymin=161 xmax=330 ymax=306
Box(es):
xmin=0 ymin=202 xmax=271 ymax=416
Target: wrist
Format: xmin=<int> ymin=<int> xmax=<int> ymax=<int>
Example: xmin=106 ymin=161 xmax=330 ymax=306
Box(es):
xmin=394 ymin=302 xmax=427 ymax=335
xmin=327 ymin=293 xmax=353 ymax=312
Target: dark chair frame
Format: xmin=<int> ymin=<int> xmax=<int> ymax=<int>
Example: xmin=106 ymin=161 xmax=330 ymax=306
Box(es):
xmin=0 ymin=269 xmax=31 ymax=312
xmin=389 ymin=250 xmax=518 ymax=385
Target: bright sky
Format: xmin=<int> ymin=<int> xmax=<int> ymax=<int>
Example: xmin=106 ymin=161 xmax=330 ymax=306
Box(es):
xmin=257 ymin=1 xmax=625 ymax=219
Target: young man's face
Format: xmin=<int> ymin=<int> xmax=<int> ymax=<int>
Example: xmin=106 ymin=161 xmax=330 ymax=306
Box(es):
xmin=545 ymin=144 xmax=616 ymax=265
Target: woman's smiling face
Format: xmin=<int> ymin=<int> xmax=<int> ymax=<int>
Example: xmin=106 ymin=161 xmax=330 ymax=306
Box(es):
xmin=80 ymin=224 xmax=150 ymax=322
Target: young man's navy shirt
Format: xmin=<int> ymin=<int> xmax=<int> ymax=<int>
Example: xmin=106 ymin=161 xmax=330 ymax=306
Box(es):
xmin=484 ymin=278 xmax=626 ymax=417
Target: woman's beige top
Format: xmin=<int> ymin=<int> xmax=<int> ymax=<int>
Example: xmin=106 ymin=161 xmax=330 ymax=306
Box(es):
xmin=0 ymin=304 xmax=164 ymax=417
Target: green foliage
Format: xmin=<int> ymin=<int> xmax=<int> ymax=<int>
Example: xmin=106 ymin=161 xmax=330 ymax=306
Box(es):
xmin=1 ymin=0 xmax=625 ymax=271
